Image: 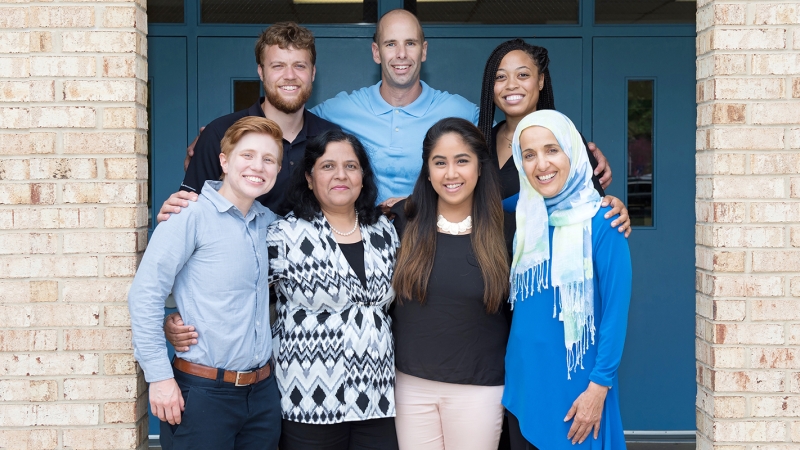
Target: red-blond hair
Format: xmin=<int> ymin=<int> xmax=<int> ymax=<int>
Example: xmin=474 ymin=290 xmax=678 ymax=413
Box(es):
xmin=219 ymin=117 xmax=283 ymax=179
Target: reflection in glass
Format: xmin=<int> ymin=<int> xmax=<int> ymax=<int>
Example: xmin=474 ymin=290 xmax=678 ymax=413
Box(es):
xmin=406 ymin=0 xmax=578 ymax=24
xmin=627 ymin=80 xmax=653 ymax=227
xmin=202 ymin=0 xmax=377 ymax=24
xmin=233 ymin=80 xmax=263 ymax=113
xmin=596 ymin=0 xmax=695 ymax=24
xmin=149 ymin=0 xmax=185 ymax=23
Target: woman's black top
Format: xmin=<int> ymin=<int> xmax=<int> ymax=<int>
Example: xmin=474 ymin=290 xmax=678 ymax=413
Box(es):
xmin=338 ymin=241 xmax=367 ymax=289
xmin=492 ymin=121 xmax=605 ymax=199
xmin=390 ymin=203 xmax=514 ymax=386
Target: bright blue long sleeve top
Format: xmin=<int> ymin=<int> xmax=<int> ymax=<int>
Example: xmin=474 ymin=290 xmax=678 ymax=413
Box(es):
xmin=503 ymin=206 xmax=632 ymax=450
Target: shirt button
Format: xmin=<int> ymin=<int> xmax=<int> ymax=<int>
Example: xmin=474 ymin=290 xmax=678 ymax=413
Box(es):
xmin=290 ymin=161 xmax=294 ymax=165
xmin=395 ymin=127 xmax=399 ymax=132
xmin=256 ymin=321 xmax=260 ymax=326
xmin=394 ymin=110 xmax=399 ymax=114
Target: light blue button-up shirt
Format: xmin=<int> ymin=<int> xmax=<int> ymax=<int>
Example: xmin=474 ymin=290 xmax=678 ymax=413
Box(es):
xmin=128 ymin=180 xmax=277 ymax=383
xmin=311 ymin=81 xmax=479 ymax=204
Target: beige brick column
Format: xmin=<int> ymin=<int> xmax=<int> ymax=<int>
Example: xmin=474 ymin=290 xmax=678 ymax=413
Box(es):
xmin=696 ymin=1 xmax=800 ymax=448
xmin=0 ymin=1 xmax=149 ymax=449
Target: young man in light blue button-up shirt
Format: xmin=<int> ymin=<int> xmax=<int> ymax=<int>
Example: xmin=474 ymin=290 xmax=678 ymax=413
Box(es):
xmin=129 ymin=117 xmax=284 ymax=450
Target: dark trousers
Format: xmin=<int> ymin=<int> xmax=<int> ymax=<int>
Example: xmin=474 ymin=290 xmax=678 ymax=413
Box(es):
xmin=279 ymin=417 xmax=399 ymax=450
xmin=160 ymin=368 xmax=282 ymax=450
xmin=498 ymin=413 xmax=511 ymax=450
xmin=506 ymin=410 xmax=540 ymax=450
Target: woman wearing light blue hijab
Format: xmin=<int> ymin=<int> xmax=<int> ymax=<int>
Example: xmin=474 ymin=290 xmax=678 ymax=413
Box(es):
xmin=503 ymin=110 xmax=632 ymax=450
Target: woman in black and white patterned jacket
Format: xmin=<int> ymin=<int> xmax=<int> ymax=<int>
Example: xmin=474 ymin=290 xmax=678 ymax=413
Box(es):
xmin=266 ymin=130 xmax=400 ymax=449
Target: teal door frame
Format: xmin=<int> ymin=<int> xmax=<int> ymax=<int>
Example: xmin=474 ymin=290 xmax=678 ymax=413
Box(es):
xmin=146 ymin=0 xmax=697 ymax=438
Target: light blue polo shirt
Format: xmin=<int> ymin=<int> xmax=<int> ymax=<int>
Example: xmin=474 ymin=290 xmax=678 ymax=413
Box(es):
xmin=311 ymin=81 xmax=479 ymax=204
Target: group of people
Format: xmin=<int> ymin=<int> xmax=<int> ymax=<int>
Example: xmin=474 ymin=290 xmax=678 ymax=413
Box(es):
xmin=128 ymin=9 xmax=633 ymax=450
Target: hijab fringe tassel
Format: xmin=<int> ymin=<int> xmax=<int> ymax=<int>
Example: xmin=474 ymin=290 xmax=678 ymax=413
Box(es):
xmin=509 ymin=261 xmax=549 ymax=310
xmin=558 ymin=281 xmax=596 ymax=380
xmin=512 ymin=270 xmax=597 ymax=380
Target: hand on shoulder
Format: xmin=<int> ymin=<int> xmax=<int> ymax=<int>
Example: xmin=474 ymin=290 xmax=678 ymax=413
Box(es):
xmin=157 ymin=191 xmax=199 ymax=224
xmin=600 ymin=195 xmax=631 ymax=238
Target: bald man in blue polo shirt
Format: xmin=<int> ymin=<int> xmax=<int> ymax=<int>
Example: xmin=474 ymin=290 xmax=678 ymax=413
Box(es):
xmin=310 ymin=9 xmax=477 ymax=208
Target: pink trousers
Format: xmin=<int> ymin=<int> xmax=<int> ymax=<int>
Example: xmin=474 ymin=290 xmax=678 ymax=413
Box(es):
xmin=394 ymin=371 xmax=505 ymax=450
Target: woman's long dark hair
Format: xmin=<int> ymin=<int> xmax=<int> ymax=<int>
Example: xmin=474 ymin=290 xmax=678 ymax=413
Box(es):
xmin=285 ymin=130 xmax=381 ymax=225
xmin=392 ymin=118 xmax=509 ymax=313
xmin=477 ymin=39 xmax=555 ymax=154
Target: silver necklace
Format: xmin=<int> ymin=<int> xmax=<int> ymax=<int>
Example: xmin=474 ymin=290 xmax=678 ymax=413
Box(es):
xmin=330 ymin=212 xmax=359 ymax=236
xmin=437 ymin=215 xmax=472 ymax=235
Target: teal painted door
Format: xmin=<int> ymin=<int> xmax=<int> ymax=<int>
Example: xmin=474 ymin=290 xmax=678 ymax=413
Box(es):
xmin=147 ymin=36 xmax=187 ymax=436
xmin=593 ymin=37 xmax=696 ymax=431
xmin=149 ymin=37 xmax=188 ymax=231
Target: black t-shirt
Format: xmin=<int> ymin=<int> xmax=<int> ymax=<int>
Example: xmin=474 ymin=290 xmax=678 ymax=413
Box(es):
xmin=390 ymin=203 xmax=514 ymax=386
xmin=181 ymin=99 xmax=340 ymax=216
xmin=338 ymin=241 xmax=367 ymax=289
xmin=492 ymin=121 xmax=605 ymax=200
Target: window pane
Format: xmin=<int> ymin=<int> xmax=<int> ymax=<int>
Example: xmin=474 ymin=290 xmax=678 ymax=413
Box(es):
xmin=407 ymin=0 xmax=578 ymax=24
xmin=201 ymin=0 xmax=377 ymax=24
xmin=233 ymin=80 xmax=262 ymax=112
xmin=596 ymin=0 xmax=695 ymax=24
xmin=149 ymin=0 xmax=184 ymax=23
xmin=627 ymin=80 xmax=653 ymax=227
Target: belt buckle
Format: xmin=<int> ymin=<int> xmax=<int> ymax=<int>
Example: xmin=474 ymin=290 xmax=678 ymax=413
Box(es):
xmin=234 ymin=370 xmax=253 ymax=386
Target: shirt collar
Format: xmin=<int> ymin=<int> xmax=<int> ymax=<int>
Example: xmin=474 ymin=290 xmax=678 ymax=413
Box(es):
xmin=367 ymin=80 xmax=434 ymax=118
xmin=252 ymin=97 xmax=325 ymax=145
xmin=201 ymin=180 xmax=268 ymax=219
xmin=249 ymin=98 xmax=267 ymax=118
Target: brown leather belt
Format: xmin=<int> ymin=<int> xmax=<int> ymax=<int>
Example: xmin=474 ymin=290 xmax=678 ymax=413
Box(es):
xmin=173 ymin=357 xmax=272 ymax=386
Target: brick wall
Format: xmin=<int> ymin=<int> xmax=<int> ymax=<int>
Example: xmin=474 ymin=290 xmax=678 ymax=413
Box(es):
xmin=0 ymin=1 xmax=149 ymax=449
xmin=697 ymin=1 xmax=800 ymax=448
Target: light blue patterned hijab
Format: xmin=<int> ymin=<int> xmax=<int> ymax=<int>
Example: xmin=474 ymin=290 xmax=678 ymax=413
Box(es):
xmin=510 ymin=110 xmax=602 ymax=378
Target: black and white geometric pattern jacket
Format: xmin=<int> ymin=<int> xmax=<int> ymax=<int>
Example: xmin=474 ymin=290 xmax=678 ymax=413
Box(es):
xmin=267 ymin=212 xmax=399 ymax=424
